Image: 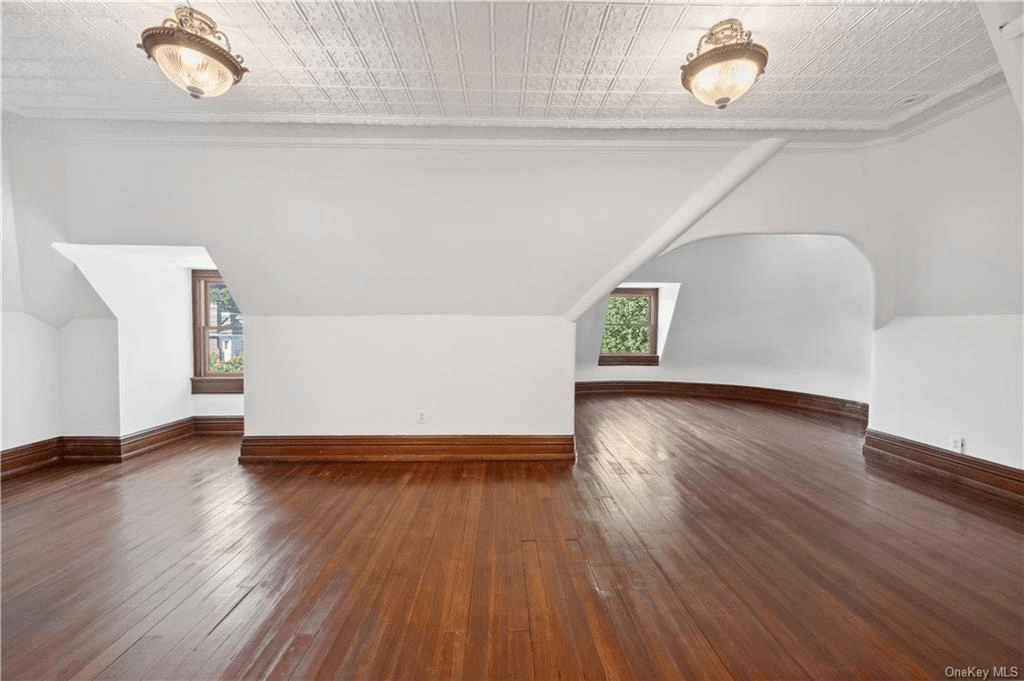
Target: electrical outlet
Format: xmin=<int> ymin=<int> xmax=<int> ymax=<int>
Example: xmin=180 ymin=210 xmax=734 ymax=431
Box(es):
xmin=416 ymin=409 xmax=426 ymax=425
xmin=949 ymin=437 xmax=966 ymax=454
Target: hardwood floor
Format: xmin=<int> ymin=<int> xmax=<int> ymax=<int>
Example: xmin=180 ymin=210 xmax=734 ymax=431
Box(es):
xmin=3 ymin=395 xmax=1022 ymax=680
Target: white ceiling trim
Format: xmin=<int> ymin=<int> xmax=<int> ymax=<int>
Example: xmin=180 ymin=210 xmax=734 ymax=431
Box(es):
xmin=22 ymin=78 xmax=1009 ymax=152
xmin=800 ymin=77 xmax=1012 ymax=149
xmin=60 ymin=134 xmax=751 ymax=151
xmin=2 ymin=65 xmax=1004 ymax=132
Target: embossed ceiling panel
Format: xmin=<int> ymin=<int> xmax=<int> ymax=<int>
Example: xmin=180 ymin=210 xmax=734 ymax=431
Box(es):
xmin=0 ymin=1 xmax=1006 ymax=132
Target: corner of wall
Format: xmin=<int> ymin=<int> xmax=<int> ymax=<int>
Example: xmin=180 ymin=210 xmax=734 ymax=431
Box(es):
xmin=3 ymin=311 xmax=62 ymax=448
xmin=59 ymin=316 xmax=120 ymax=438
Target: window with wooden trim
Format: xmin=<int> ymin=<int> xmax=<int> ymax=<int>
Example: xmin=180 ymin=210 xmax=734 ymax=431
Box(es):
xmin=599 ymin=287 xmax=659 ymax=366
xmin=192 ymin=270 xmax=244 ymax=394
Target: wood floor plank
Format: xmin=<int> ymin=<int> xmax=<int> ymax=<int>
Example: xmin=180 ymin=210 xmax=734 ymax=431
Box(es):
xmin=273 ymin=468 xmax=428 ymax=680
xmin=520 ymin=539 xmax=562 ymax=681
xmin=215 ymin=466 xmax=408 ymax=680
xmin=644 ymin=537 xmax=810 ymax=680
xmin=3 ymin=398 xmax=1021 ymax=680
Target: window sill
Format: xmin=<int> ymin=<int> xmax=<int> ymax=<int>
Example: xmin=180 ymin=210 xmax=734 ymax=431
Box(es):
xmin=598 ymin=355 xmax=660 ymax=367
xmin=191 ymin=376 xmax=244 ymax=394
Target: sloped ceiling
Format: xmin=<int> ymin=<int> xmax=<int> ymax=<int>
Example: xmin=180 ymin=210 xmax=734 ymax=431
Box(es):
xmin=59 ymin=133 xmax=737 ymax=316
xmin=1 ymin=1 xmax=1007 ymax=138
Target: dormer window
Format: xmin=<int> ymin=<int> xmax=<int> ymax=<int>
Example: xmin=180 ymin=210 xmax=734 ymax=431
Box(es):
xmin=598 ymin=287 xmax=659 ymax=366
xmin=191 ymin=270 xmax=244 ymax=394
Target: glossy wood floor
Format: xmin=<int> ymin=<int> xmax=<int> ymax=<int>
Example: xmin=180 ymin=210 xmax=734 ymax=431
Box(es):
xmin=3 ymin=396 xmax=1022 ymax=681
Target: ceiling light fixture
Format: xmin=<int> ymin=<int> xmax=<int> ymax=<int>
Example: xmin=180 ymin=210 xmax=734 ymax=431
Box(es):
xmin=138 ymin=6 xmax=248 ymax=99
xmin=680 ymin=19 xmax=768 ymax=110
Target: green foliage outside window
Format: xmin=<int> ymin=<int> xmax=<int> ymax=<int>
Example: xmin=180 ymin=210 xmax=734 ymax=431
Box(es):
xmin=209 ymin=285 xmax=240 ymax=315
xmin=209 ymin=352 xmax=244 ymax=373
xmin=209 ymin=284 xmax=243 ymax=333
xmin=601 ymin=296 xmax=651 ymax=353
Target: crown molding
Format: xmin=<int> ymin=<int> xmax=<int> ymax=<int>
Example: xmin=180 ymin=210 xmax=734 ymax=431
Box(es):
xmin=61 ymin=134 xmax=751 ymax=152
xmin=872 ymin=65 xmax=1004 ymax=129
xmin=3 ymin=105 xmax=895 ymax=132
xmin=2 ymin=73 xmax=1004 ymax=135
xmin=790 ymin=80 xmax=1013 ymax=150
xmin=6 ymin=78 xmax=1012 ymax=152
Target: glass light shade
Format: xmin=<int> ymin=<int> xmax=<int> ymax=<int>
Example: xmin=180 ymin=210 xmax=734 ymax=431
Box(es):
xmin=688 ymin=56 xmax=761 ymax=109
xmin=138 ymin=8 xmax=247 ymax=100
xmin=680 ymin=20 xmax=768 ymax=110
xmin=152 ymin=44 xmax=235 ymax=98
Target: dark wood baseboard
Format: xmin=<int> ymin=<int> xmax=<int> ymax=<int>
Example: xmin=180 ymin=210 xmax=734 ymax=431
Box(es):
xmin=62 ymin=418 xmax=197 ymax=463
xmin=0 ymin=438 xmax=64 ymax=479
xmin=194 ymin=415 xmax=245 ymax=436
xmin=863 ymin=429 xmax=1024 ymax=510
xmin=239 ymin=435 xmax=576 ymax=463
xmin=575 ymin=381 xmax=869 ymax=426
xmin=61 ymin=437 xmax=123 ymax=463
xmin=3 ymin=415 xmax=245 ymax=479
xmin=122 ymin=418 xmax=196 ymax=460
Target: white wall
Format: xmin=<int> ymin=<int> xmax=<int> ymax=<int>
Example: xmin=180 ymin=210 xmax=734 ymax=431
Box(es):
xmin=870 ymin=315 xmax=1023 ymax=468
xmin=193 ymin=394 xmax=245 ymax=417
xmin=577 ymin=235 xmax=875 ymax=403
xmin=862 ymin=95 xmax=1023 ymax=323
xmin=245 ymin=316 xmax=575 ymax=436
xmin=860 ymin=96 xmax=1023 ymax=468
xmin=59 ymin=318 xmax=120 ymax=438
xmin=116 ymin=261 xmax=192 ymax=434
xmin=2 ymin=312 xmax=62 ymax=448
xmin=3 ymin=150 xmax=25 ymax=313
xmin=674 ymin=147 xmax=868 ymax=249
xmin=3 ymin=119 xmax=77 ymax=327
xmin=575 ymin=297 xmax=610 ymax=374
xmin=63 ymin=138 xmax=735 ymax=318
xmin=4 ymin=117 xmax=124 ymax=449
xmin=55 ymin=246 xmax=198 ymax=435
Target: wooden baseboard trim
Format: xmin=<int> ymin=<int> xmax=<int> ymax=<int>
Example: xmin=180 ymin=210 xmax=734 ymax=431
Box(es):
xmin=575 ymin=381 xmax=868 ymax=426
xmin=63 ymin=418 xmax=196 ymax=463
xmin=1 ymin=438 xmax=64 ymax=480
xmin=194 ymin=415 xmax=245 ymax=436
xmin=240 ymin=435 xmax=577 ymax=463
xmin=863 ymin=429 xmax=1024 ymax=509
xmin=3 ymin=414 xmax=245 ymax=478
xmin=61 ymin=437 xmax=123 ymax=463
xmin=121 ymin=418 xmax=196 ymax=460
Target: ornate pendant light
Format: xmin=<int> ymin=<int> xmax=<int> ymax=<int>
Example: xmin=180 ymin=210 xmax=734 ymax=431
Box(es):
xmin=138 ymin=6 xmax=248 ymax=99
xmin=680 ymin=19 xmax=768 ymax=109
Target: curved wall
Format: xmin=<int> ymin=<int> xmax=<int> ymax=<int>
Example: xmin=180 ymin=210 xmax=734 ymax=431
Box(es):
xmin=671 ymin=94 xmax=1022 ymax=327
xmin=576 ymin=234 xmax=875 ymax=403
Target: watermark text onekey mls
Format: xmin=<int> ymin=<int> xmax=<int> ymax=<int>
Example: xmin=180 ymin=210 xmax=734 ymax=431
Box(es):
xmin=945 ymin=666 xmax=1020 ymax=679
